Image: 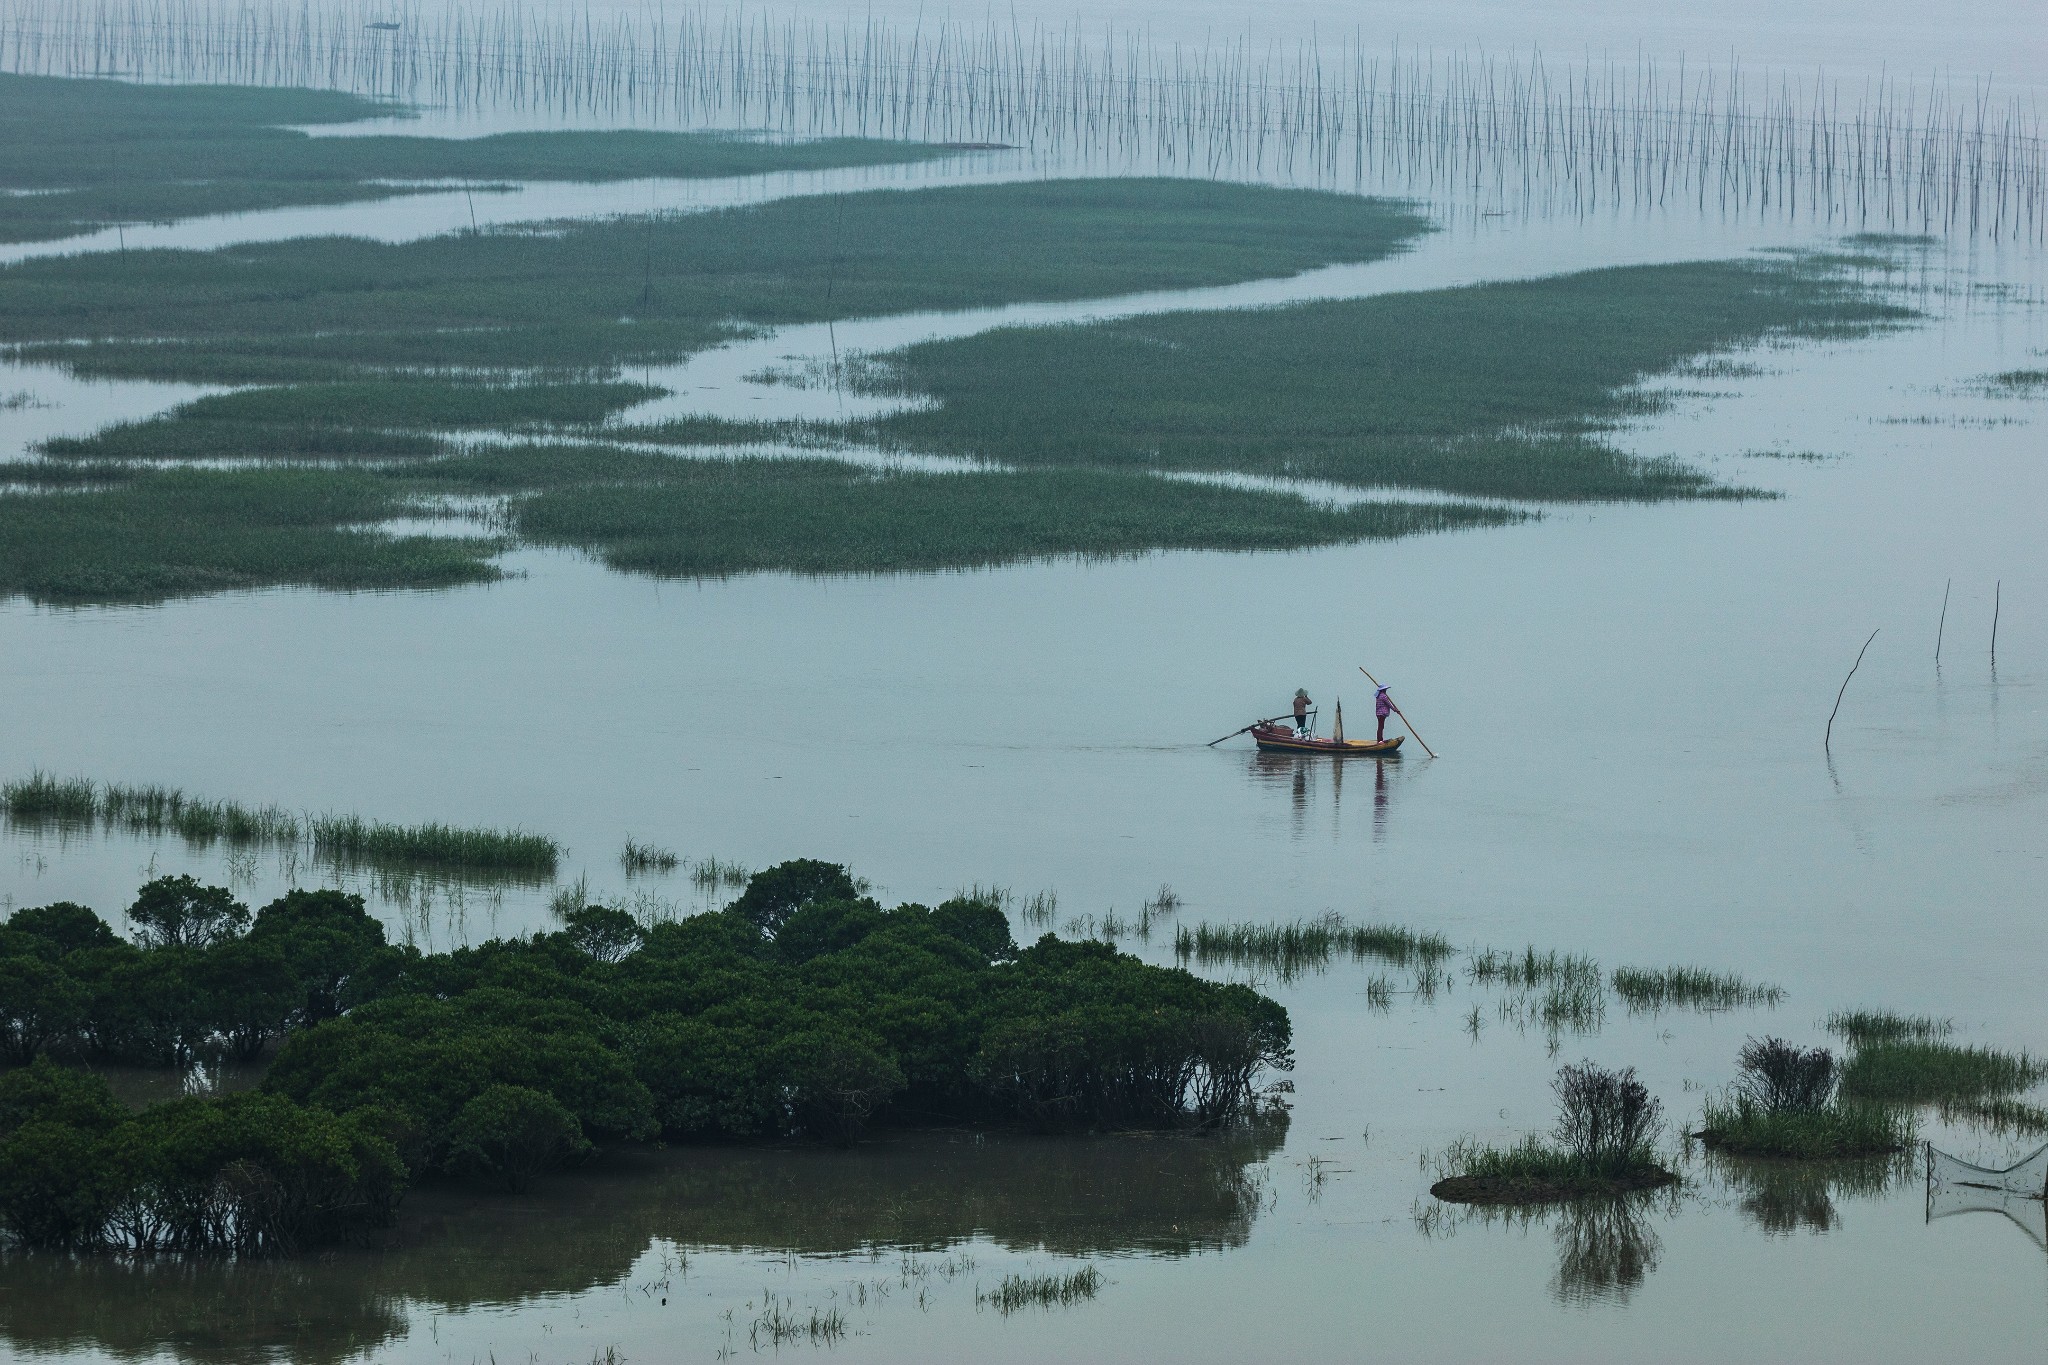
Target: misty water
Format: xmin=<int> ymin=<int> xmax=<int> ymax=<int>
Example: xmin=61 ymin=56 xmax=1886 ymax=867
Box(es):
xmin=3 ymin=1 xmax=2048 ymax=1360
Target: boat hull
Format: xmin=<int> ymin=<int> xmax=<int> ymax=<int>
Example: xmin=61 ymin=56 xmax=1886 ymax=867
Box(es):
xmin=1250 ymin=724 xmax=1402 ymax=756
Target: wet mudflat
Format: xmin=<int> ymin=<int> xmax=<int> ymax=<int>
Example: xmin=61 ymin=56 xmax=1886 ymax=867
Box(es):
xmin=2 ymin=7 xmax=2047 ymax=1361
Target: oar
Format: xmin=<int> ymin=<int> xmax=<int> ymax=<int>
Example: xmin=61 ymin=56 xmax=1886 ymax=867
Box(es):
xmin=1207 ymin=714 xmax=1291 ymax=747
xmin=1358 ymin=667 xmax=1438 ymax=758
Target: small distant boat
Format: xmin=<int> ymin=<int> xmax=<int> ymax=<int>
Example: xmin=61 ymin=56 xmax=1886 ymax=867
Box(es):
xmin=1250 ymin=723 xmax=1402 ymax=756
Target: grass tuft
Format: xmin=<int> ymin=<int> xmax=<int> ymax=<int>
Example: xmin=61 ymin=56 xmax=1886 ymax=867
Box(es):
xmin=1612 ymin=966 xmax=1783 ymax=1013
xmin=977 ymin=1266 xmax=1104 ymax=1315
xmin=1826 ymin=1009 xmax=1953 ymax=1046
xmin=308 ymin=815 xmax=558 ymax=877
xmin=1174 ymin=912 xmax=1455 ymax=978
xmin=3 ymin=770 xmax=557 ymax=876
xmin=621 ymin=837 xmax=680 ymax=873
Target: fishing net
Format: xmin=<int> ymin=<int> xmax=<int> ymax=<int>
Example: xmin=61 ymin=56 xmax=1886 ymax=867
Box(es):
xmin=1926 ymin=1142 xmax=2048 ymax=1249
xmin=1928 ymin=1140 xmax=2048 ymax=1200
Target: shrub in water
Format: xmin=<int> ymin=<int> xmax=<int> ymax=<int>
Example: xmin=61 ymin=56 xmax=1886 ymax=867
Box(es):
xmin=1736 ymin=1037 xmax=1836 ymax=1112
xmin=1554 ymin=1062 xmax=1663 ymax=1175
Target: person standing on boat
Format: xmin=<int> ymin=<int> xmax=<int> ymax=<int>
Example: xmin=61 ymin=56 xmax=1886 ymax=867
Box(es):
xmin=1374 ymin=685 xmax=1394 ymax=742
xmin=1293 ymin=688 xmax=1312 ymax=737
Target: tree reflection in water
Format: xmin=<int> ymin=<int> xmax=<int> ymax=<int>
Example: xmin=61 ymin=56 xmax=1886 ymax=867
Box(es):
xmin=1414 ymin=1188 xmax=1677 ymax=1306
xmin=0 ymin=1120 xmax=1284 ymax=1365
xmin=1698 ymin=1148 xmax=1918 ymax=1239
xmin=1548 ymin=1195 xmax=1664 ymax=1304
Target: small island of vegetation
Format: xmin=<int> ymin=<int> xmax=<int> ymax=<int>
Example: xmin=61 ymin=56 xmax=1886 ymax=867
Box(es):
xmin=1697 ymin=1037 xmax=1914 ymax=1158
xmin=0 ymin=860 xmax=1293 ymax=1257
xmin=1430 ymin=1062 xmax=1677 ymax=1204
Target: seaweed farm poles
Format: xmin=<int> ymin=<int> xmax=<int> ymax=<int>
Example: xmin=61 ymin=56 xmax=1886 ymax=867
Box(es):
xmin=0 ymin=0 xmax=2042 ymax=239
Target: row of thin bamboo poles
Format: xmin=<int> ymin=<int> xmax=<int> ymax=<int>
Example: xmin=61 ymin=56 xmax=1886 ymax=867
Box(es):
xmin=3 ymin=0 xmax=2043 ymax=237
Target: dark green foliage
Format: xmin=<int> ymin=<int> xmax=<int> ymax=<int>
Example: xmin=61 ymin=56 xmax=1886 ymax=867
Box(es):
xmin=0 ymin=72 xmax=956 ymax=243
xmin=245 ymin=889 xmax=393 ymax=1024
xmin=0 ymin=1059 xmax=403 ymax=1254
xmin=863 ymin=260 xmax=1911 ymax=499
xmin=728 ymin=858 xmax=863 ymax=938
xmin=0 ymin=888 xmax=394 ymax=1066
xmin=125 ymin=875 xmax=249 ymax=951
xmin=559 ymin=905 xmax=644 ymax=965
xmin=1 ymin=861 xmax=1292 ymax=1187
xmin=444 ymin=1084 xmax=591 ymax=1191
xmin=2 ymin=902 xmax=115 ymax=954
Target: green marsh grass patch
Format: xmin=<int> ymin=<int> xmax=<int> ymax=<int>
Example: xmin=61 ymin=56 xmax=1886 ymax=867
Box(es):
xmin=1 ymin=180 xmax=1432 ymax=377
xmin=0 ymin=72 xmax=960 ymax=243
xmin=1839 ymin=1040 xmax=2048 ymax=1103
xmin=0 ymin=466 xmax=500 ymax=603
xmin=860 ymin=260 xmax=1912 ymax=500
xmin=1697 ymin=1093 xmax=1913 ymax=1158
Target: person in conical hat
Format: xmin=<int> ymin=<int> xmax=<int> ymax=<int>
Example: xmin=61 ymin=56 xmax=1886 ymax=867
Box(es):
xmin=1375 ymin=684 xmax=1394 ymax=742
xmin=1292 ymin=688 xmax=1312 ymax=737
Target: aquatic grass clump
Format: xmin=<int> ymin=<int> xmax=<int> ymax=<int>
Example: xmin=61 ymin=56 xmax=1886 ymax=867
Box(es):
xmin=1612 ymin=966 xmax=1784 ymax=1014
xmin=1468 ymin=945 xmax=1601 ymax=989
xmin=0 ymin=771 xmax=96 ymax=823
xmin=620 ymin=837 xmax=679 ymax=873
xmin=308 ymin=814 xmax=558 ymax=877
xmin=4 ymin=773 xmax=300 ymax=844
xmin=689 ymin=856 xmax=751 ymax=890
xmin=1174 ymin=912 xmax=1455 ymax=979
xmin=978 ymin=1265 xmax=1104 ymax=1315
xmin=1826 ymin=1009 xmax=1952 ymax=1046
xmin=1839 ymin=1040 xmax=2048 ymax=1103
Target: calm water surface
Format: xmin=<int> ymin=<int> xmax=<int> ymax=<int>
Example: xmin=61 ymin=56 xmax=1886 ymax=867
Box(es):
xmin=3 ymin=2 xmax=2048 ymax=1357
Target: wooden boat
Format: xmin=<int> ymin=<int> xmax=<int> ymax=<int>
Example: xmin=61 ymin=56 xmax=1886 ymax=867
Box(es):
xmin=1250 ymin=723 xmax=1402 ymax=756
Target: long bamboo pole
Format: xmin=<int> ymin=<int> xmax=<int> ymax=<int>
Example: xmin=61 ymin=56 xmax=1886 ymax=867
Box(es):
xmin=1358 ymin=667 xmax=1437 ymax=757
xmin=1207 ymin=713 xmax=1291 ymax=747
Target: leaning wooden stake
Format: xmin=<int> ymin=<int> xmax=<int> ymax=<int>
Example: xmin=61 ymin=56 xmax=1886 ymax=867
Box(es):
xmin=1359 ymin=666 xmax=1437 ymax=757
xmin=1935 ymin=578 xmax=1950 ymax=665
xmin=1992 ymin=580 xmax=2001 ymax=666
xmin=1825 ymin=628 xmax=1880 ymax=752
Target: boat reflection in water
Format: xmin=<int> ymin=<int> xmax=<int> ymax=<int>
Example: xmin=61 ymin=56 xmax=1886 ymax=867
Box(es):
xmin=0 ymin=1121 xmax=1286 ymax=1365
xmin=1249 ymin=749 xmax=1407 ymax=843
